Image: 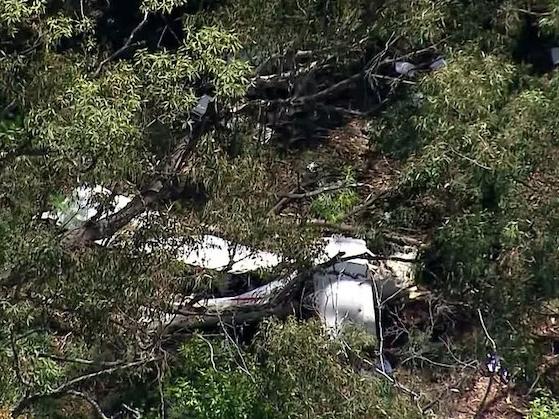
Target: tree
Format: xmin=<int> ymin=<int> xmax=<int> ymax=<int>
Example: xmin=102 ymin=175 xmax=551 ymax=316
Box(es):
xmin=2 ymin=0 xmax=559 ymax=417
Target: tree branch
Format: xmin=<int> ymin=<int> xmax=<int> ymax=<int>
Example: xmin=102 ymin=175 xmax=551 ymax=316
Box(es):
xmin=93 ymin=11 xmax=149 ymax=77
xmin=281 ymin=182 xmax=372 ymax=199
xmin=12 ymin=357 xmax=159 ymax=417
xmin=37 ymin=353 xmax=125 ymax=367
xmin=65 ymin=390 xmax=110 ymax=419
xmin=60 ymin=103 xmax=215 ymax=249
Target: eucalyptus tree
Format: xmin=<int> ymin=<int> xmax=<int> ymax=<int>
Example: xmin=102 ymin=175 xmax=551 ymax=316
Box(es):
xmin=2 ymin=0 xmax=559 ymax=417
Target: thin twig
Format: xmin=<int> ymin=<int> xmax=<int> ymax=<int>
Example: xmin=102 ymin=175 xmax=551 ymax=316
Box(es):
xmin=1 ymin=98 xmax=16 ymax=118
xmin=371 ymin=277 xmax=386 ymax=374
xmin=282 ymin=182 xmax=373 ymax=199
xmin=66 ymin=390 xmax=110 ymax=419
xmin=12 ymin=357 xmax=158 ymax=417
xmin=198 ymin=335 xmax=218 ymax=372
xmin=449 ymin=147 xmax=492 ymax=171
xmin=380 ymin=43 xmax=442 ymax=65
xmin=512 ymin=7 xmax=552 ymax=16
xmin=368 ymin=73 xmax=417 ymax=85
xmin=252 ymin=73 xmax=362 ymax=107
xmin=93 ymin=11 xmax=149 ymax=77
xmin=268 ymin=177 xmax=319 ymax=215
xmin=477 ymin=309 xmax=497 ymax=352
xmin=157 ymin=26 xmax=168 ymax=48
xmin=526 ymin=372 xmax=541 ymax=396
xmin=217 ymin=312 xmax=255 ymax=382
xmin=341 ymin=338 xmax=423 ymax=404
xmin=341 ymin=190 xmax=389 ymax=221
xmin=439 ymin=337 xmax=479 ymax=370
xmin=122 ymin=403 xmax=142 ymax=418
xmin=401 ymin=354 xmax=460 ymax=369
xmin=37 ymin=353 xmax=124 ymax=367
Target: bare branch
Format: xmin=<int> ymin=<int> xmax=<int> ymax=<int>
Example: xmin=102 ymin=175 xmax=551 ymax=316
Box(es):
xmin=449 ymin=147 xmax=492 ymax=171
xmin=1 ymin=98 xmax=16 ymax=118
xmin=281 ymin=182 xmax=373 ymax=199
xmin=122 ymin=403 xmax=142 ymax=418
xmin=477 ymin=309 xmax=497 ymax=352
xmin=37 ymin=353 xmax=125 ymax=367
xmin=66 ymin=390 xmax=110 ymax=419
xmin=93 ymin=11 xmax=149 ymax=77
xmin=372 ymin=274 xmax=386 ymax=374
xmin=268 ymin=177 xmax=321 ymax=215
xmin=198 ymin=335 xmax=218 ymax=372
xmin=341 ymin=190 xmax=389 ymax=221
xmin=251 ymin=73 xmax=362 ymax=108
xmin=12 ymin=357 xmax=159 ymax=417
xmin=60 ymin=102 xmax=215 ymax=249
xmin=368 ymin=73 xmax=417 ymax=85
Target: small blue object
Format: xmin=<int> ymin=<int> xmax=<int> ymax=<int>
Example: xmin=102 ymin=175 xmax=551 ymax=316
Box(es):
xmin=485 ymin=353 xmax=500 ymax=373
xmin=485 ymin=352 xmax=509 ymax=383
xmin=499 ymin=366 xmax=509 ymax=383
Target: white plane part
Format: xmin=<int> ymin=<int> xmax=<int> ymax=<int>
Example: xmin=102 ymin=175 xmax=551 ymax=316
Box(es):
xmin=43 ymin=186 xmax=418 ymax=336
xmin=40 ymin=185 xmax=132 ymax=230
xmin=312 ymin=260 xmax=376 ymax=335
xmin=173 ymin=234 xmax=283 ymax=274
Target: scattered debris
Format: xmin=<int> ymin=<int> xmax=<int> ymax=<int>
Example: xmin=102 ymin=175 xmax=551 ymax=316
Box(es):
xmin=160 ymin=235 xmax=417 ymax=337
xmin=485 ymin=353 xmax=510 ymax=384
xmin=430 ymin=56 xmax=447 ymax=71
xmin=394 ymin=61 xmax=417 ymax=77
xmin=448 ymin=372 xmax=525 ymax=419
xmin=306 ymin=161 xmax=318 ymax=172
xmin=40 ymin=186 xmax=131 ymax=231
xmin=191 ymin=94 xmax=215 ymax=120
xmin=551 ymin=47 xmax=559 ymax=66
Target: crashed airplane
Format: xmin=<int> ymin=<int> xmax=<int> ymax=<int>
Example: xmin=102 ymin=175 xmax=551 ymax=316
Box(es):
xmin=41 ymin=186 xmax=419 ymax=337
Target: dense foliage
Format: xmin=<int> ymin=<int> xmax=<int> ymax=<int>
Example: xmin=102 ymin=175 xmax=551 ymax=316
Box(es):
xmin=2 ymin=0 xmax=559 ymax=417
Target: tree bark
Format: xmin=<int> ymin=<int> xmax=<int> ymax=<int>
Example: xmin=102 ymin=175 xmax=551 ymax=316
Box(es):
xmin=61 ymin=108 xmax=215 ymax=249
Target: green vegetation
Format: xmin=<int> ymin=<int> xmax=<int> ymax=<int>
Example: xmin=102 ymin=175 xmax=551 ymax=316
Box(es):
xmin=310 ymin=168 xmax=360 ymax=222
xmin=528 ymin=393 xmax=559 ymax=419
xmin=154 ymin=320 xmax=417 ymax=419
xmin=2 ymin=0 xmax=559 ymax=417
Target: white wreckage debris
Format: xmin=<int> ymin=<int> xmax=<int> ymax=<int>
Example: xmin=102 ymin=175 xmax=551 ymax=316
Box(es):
xmin=41 ymin=185 xmax=132 ymax=231
xmin=41 ymin=186 xmax=419 ymax=336
xmin=393 ymin=56 xmax=447 ymax=78
xmin=154 ymin=235 xmax=417 ymax=336
xmin=394 ymin=61 xmax=417 ymax=77
xmin=551 ymin=47 xmax=559 ymax=67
